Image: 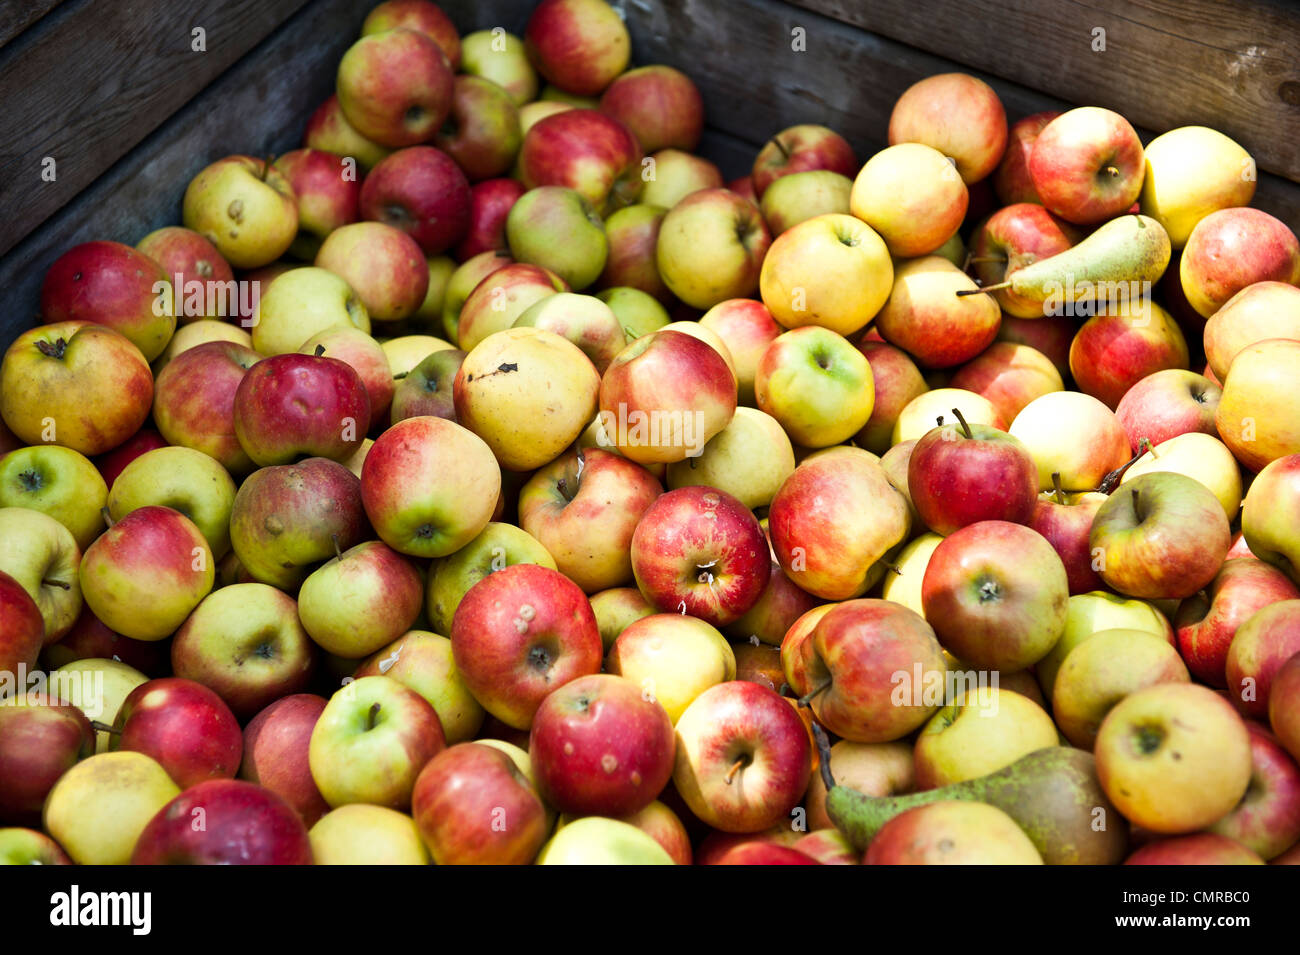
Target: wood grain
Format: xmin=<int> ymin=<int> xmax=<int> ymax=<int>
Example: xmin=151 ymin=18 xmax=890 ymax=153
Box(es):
xmin=0 ymin=0 xmax=63 ymax=51
xmin=787 ymin=0 xmax=1300 ymax=182
xmin=0 ymin=0 xmax=311 ymax=258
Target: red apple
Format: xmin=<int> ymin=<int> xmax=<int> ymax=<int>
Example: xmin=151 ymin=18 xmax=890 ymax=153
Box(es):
xmin=0 ymin=568 xmax=43 ymax=677
xmin=1068 ymin=302 xmax=1190 ymax=410
xmin=1180 ymin=207 xmax=1300 ymax=319
xmin=713 ymin=843 xmax=820 ymax=865
xmin=301 ymin=94 xmax=392 ymax=171
xmin=596 ymin=204 xmax=671 ymax=303
xmin=450 ymin=563 xmax=603 ymax=730
xmin=0 ymin=698 xmax=95 ymax=825
xmin=1115 ymin=368 xmax=1222 ymax=452
xmin=135 ymin=226 xmax=236 ymax=323
xmin=113 ymin=677 xmax=242 ymax=789
xmin=530 ymin=673 xmax=675 ymax=816
xmin=888 ymin=72 xmax=1007 ymax=184
xmin=518 ymin=108 xmax=643 ymax=215
xmin=93 ymin=427 xmax=168 ymax=491
xmin=240 ymin=694 xmax=330 ymax=826
xmin=336 ymin=28 xmax=454 ymax=148
xmin=993 ymin=111 xmax=1060 ymax=205
xmin=272 ymin=149 xmax=361 ymax=260
xmin=359 ymin=145 xmax=472 ymax=256
xmin=630 ymin=486 xmax=769 ymax=627
xmin=1271 ymin=652 xmax=1300 ymax=762
xmin=131 ymin=779 xmax=313 ymax=864
xmin=1029 ymin=480 xmax=1108 ymax=595
xmin=455 ymin=178 xmax=525 ymax=261
xmin=996 ymin=313 xmax=1074 ymax=379
xmin=725 ymin=560 xmax=823 ymax=648
xmin=361 ymin=0 xmax=461 ymax=69
xmin=1206 ymin=723 xmax=1300 ymax=860
xmin=315 ymin=221 xmax=429 ymax=322
xmin=947 ymin=341 xmax=1064 ymax=427
xmin=751 ymin=124 xmax=857 ymax=198
xmin=524 ymin=0 xmax=630 ymax=97
xmin=1228 ymin=600 xmax=1300 ymax=719
xmin=153 ymin=341 xmax=261 ymax=475
xmin=434 ymin=75 xmax=523 ymax=182
xmin=1027 ymin=107 xmax=1145 ymax=225
xmin=1124 ymin=832 xmax=1264 ymax=865
xmin=599 ymin=65 xmax=703 ymax=153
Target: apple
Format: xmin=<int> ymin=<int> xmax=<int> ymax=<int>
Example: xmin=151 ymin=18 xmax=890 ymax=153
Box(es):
xmin=865 ymin=801 xmax=1044 ymax=864
xmin=460 ymin=29 xmax=538 ymax=107
xmin=665 ymin=407 xmax=794 ymax=510
xmin=630 ymin=486 xmax=769 ymax=626
xmin=996 ymin=313 xmax=1074 ymax=379
xmin=456 ymin=179 xmax=525 ymax=262
xmin=361 ymin=416 xmax=501 ymax=559
xmin=1095 ymin=682 xmax=1252 ymax=833
xmin=0 ymin=697 xmax=95 ymax=825
xmin=0 ymin=321 xmax=153 ymax=456
xmin=0 ymin=506 xmax=83 ymax=644
xmin=852 ymin=341 xmax=927 ymax=452
xmin=758 ymin=212 xmax=892 ymax=338
xmin=359 ymin=146 xmax=472 ymax=257
xmin=42 ymin=751 xmax=179 ymax=864
xmin=524 ymin=0 xmax=629 ymax=96
xmin=381 ymin=334 xmax=457 ymax=377
xmin=597 ymin=204 xmax=671 ymax=304
xmin=228 ymin=457 xmax=366 ymax=590
xmin=52 ymin=658 xmax=148 ymax=752
xmin=597 ymin=287 xmax=671 ymax=342
xmin=316 ymin=222 xmax=429 ymax=322
xmin=713 ymin=843 xmax=819 ymax=865
xmin=673 ymin=681 xmax=810 ymax=832
xmin=1052 ymin=628 xmax=1190 ymax=748
xmin=298 ymin=541 xmax=424 ymax=659
xmin=300 ymin=326 xmax=394 ymax=425
xmin=598 ymin=65 xmax=702 ymax=152
xmin=112 ymin=677 xmax=242 ymax=788
xmin=879 ymin=532 xmax=943 ymax=616
xmin=240 ymin=693 xmax=330 ymax=826
xmin=888 ymin=72 xmax=1007 ymax=183
xmin=601 ymin=800 xmax=692 ymax=864
xmin=754 ymin=325 xmax=874 ymax=447
xmin=233 ymin=350 xmax=370 ymax=467
xmin=803 ymin=740 xmax=913 ymax=831
xmin=518 ymin=100 xmax=573 ymax=135
xmin=1241 ymin=456 xmax=1300 ymax=587
xmin=915 ymin=687 xmax=1060 ymax=788
xmin=1027 ymin=107 xmax=1145 ymax=225
xmin=799 ymin=598 xmax=947 ymax=742
xmin=1140 ymin=126 xmax=1255 ymax=247
xmin=1068 ymin=300 xmax=1189 ymax=410
xmin=757 ymin=169 xmax=852 ymax=238
xmin=536 ymin=815 xmax=673 ymax=864
xmin=410 ymin=742 xmax=549 ymax=864
xmin=518 ymin=448 xmax=660 ymax=593
xmin=152 ymin=319 xmax=253 ymax=377
xmin=40 ymin=240 xmax=174 ymax=361
xmin=992 ymin=110 xmax=1060 ymax=205
xmin=850 ymin=143 xmax=967 ymax=257
xmin=1271 ymin=653 xmax=1300 ymax=762
xmin=1180 ymin=208 xmax=1300 ymax=318
xmin=1119 ymin=431 xmax=1242 ymax=522
xmin=135 ymin=225 xmax=235 ymax=323
xmin=875 ymin=255 xmax=1001 ymax=369
xmin=907 ymin=414 xmax=1038 ymax=535
xmin=1217 ymin=338 xmax=1300 ymax=472
xmin=182 ymin=155 xmax=298 ymax=269
xmin=249 ymin=266 xmax=370 ymax=356
xmin=361 ymin=0 xmax=461 ymax=68
xmin=336 ymin=29 xmax=453 ymax=148
xmin=731 ymin=639 xmax=785 ymax=692
xmin=0 ymin=569 xmax=43 ymax=677
xmin=302 ymin=94 xmax=392 ymax=171
xmin=947 ymin=343 xmax=1063 ymax=433
xmin=425 ymin=522 xmax=556 ymax=634
xmin=0 ymin=828 xmax=72 ymax=865
xmin=768 ymin=447 xmax=911 ymax=600
xmin=512 ymin=292 xmax=625 ymax=374
xmin=792 ymin=829 xmax=859 ymax=865
xmin=272 ymin=149 xmax=361 ymax=260
xmin=0 ymin=445 xmax=106 ymax=551
xmin=1203 ymin=281 xmax=1300 ymax=381
xmin=433 ymin=75 xmax=521 ymax=182
xmin=751 ymin=124 xmax=856 ymax=198
xmin=354 ymin=631 xmax=485 ymax=744
xmin=589 ymin=587 xmax=654 ymax=651
xmin=93 ymin=427 xmax=167 ymax=491
xmin=1227 ymin=600 xmax=1300 ymax=718
xmin=655 ymin=188 xmax=771 ymax=309
xmin=450 ymin=563 xmax=602 ymax=730
xmin=131 ymin=779 xmax=313 ymax=864
xmin=308 ymin=804 xmax=428 ymax=865
xmin=309 ymin=675 xmax=445 ymax=810
xmin=1036 ymin=591 xmax=1175 ymax=702
xmin=518 ymin=109 xmax=642 ymax=216
xmin=922 ymin=521 xmax=1067 ymax=671
xmin=455 ymin=262 xmax=567 ymax=352
xmin=1114 ymin=368 xmax=1221 ymax=452
xmin=1030 ymin=479 xmax=1108 ymax=594
xmin=597 ymin=329 xmax=737 ymax=465
xmin=1204 ymin=723 xmax=1300 ymax=860
xmin=390 ymin=347 xmax=464 ymax=425
xmin=505 ymin=186 xmax=608 ymax=291
xmin=969 ymin=203 xmax=1081 ymax=318
xmin=607 ymin=613 xmax=736 ymax=723
xmin=1091 ymin=471 xmax=1231 ymax=600
xmin=1125 ymin=832 xmax=1265 ymax=865
xmin=1009 ymin=390 xmax=1131 ymax=491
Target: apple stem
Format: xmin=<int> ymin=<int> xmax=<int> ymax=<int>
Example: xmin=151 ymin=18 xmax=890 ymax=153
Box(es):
xmin=260 ymin=156 xmax=275 ymax=182
xmin=812 ymin=721 xmax=836 ymax=791
xmin=950 ymin=407 xmax=972 ymax=439
xmin=955 ymin=280 xmax=1010 ymax=298
xmin=963 ymin=255 xmax=1006 ymax=265
xmin=90 ymin=721 xmax=121 ymax=735
xmin=1096 ymin=444 xmax=1148 ymax=494
xmin=1105 ymin=165 xmax=1120 ymax=178
xmin=1131 ymin=487 xmax=1142 ymax=518
xmin=1139 ymin=437 xmax=1155 ymax=458
xmin=101 ymin=506 xmax=114 ymax=528
xmin=769 ymin=136 xmax=790 ymax=160
xmin=42 ymin=578 xmax=71 ymax=590
xmin=314 ymin=344 xmax=326 ymax=357
xmin=1052 ymin=472 xmax=1067 ymax=506
xmin=366 ymin=701 xmax=381 ymax=730
xmin=798 ymin=679 xmax=831 ymax=708
xmin=331 ymin=533 xmax=343 ymax=561
xmin=723 ymin=756 xmax=748 ymax=785
xmin=883 ymin=562 xmax=902 ymax=576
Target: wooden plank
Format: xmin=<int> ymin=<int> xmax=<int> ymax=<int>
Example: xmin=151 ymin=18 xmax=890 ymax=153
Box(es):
xmin=624 ymin=0 xmax=1300 ymax=230
xmin=0 ymin=0 xmax=63 ymax=50
xmin=0 ymin=0 xmax=311 ymax=259
xmin=0 ymin=0 xmax=370 ymax=349
xmin=786 ymin=0 xmax=1300 ymax=183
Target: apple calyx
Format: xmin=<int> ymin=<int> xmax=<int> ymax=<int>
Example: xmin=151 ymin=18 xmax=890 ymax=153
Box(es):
xmin=1133 ymin=722 xmax=1164 ymax=754
xmin=35 ymin=337 xmax=69 ymax=360
xmin=1095 ymin=438 xmax=1152 ymax=493
xmin=17 ymin=469 xmax=42 ymax=492
xmin=1103 ymin=165 xmax=1120 ymax=179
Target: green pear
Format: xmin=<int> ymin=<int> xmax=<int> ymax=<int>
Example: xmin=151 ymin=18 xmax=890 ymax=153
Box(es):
xmin=820 ymin=732 xmax=1128 ymax=865
xmin=962 ymin=214 xmax=1171 ymax=314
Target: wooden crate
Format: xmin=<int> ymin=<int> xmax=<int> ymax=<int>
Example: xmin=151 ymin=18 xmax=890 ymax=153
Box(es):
xmin=0 ymin=0 xmax=1296 ymax=351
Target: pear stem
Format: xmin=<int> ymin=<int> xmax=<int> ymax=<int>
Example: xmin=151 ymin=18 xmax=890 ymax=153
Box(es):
xmin=956 ymin=281 xmax=1010 ymax=297
xmin=951 ymin=407 xmax=972 ymax=440
xmin=1052 ymin=472 xmax=1067 ymax=506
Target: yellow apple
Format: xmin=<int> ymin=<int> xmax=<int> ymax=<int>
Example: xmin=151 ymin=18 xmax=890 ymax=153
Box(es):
xmin=536 ymin=815 xmax=674 ymax=864
xmin=107 ymin=446 xmax=238 ymax=558
xmin=250 ymin=267 xmax=370 ymax=356
xmin=1120 ymin=431 xmax=1242 ymax=521
xmin=607 ymin=613 xmax=736 ymax=723
xmin=850 ymin=143 xmax=967 ymax=258
xmin=880 ymin=532 xmax=943 ymax=615
xmin=913 ymin=687 xmax=1060 ymax=788
xmin=54 ymin=658 xmax=149 ymax=752
xmin=1009 ymin=390 xmax=1131 ymax=491
xmin=382 ymin=335 xmax=458 ymax=378
xmin=309 ymin=804 xmax=430 ymax=864
xmin=1203 ymin=282 xmax=1300 ymax=382
xmin=152 ymin=319 xmax=255 ymax=376
xmin=666 ymin=407 xmax=794 ymax=509
xmin=891 ymin=387 xmax=1000 ymax=444
xmin=0 ymin=506 xmax=83 ymax=644
xmin=43 ymin=751 xmax=180 ymax=864
xmin=0 ymin=445 xmax=107 ymax=551
xmin=182 ymin=156 xmax=299 ymax=269
xmin=1139 ymin=127 xmax=1255 ymax=248
xmin=1216 ymin=338 xmax=1300 ymax=472
xmin=1036 ymin=591 xmax=1173 ymax=702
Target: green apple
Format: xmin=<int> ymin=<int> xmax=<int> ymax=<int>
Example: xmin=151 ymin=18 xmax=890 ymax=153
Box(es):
xmin=441 ymin=250 xmax=514 ymax=344
xmin=759 ymin=169 xmax=852 ymax=236
xmin=425 ymin=522 xmax=556 ymax=635
xmin=0 ymin=827 xmax=72 ymax=865
xmin=536 ymin=815 xmax=674 ymax=864
xmin=0 ymin=445 xmax=106 ymax=551
xmin=595 ymin=287 xmax=671 ymax=341
xmin=298 ymin=541 xmax=425 ymax=659
xmin=665 ymin=407 xmax=794 ymax=509
xmin=505 ymin=186 xmax=607 ymax=290
xmin=250 ymin=267 xmax=371 ymax=356
xmin=106 ymin=446 xmax=237 ymax=558
xmin=913 ymin=687 xmax=1059 ymax=788
xmin=381 ymin=334 xmax=457 ymax=378
xmin=755 ymin=325 xmax=874 ymax=447
xmin=460 ymin=29 xmax=537 ymax=107
xmin=182 ymin=156 xmax=299 ymax=270
xmin=53 ymin=658 xmax=148 ymax=752
xmin=42 ymin=751 xmax=180 ymax=864
xmin=0 ymin=506 xmax=83 ymax=644
xmin=1036 ymin=591 xmax=1174 ymax=701
xmin=309 ymin=804 xmax=430 ymax=864
xmin=354 ymin=630 xmax=485 ymax=744
xmin=588 ymin=587 xmax=654 ymax=651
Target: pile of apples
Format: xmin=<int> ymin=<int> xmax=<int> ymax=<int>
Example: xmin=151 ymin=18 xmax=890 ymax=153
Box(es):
xmin=3 ymin=0 xmax=1300 ymax=867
